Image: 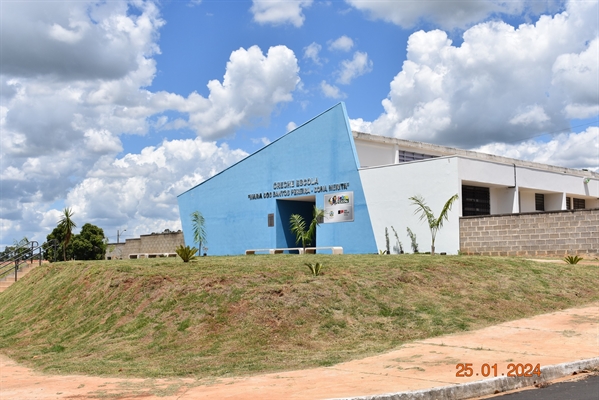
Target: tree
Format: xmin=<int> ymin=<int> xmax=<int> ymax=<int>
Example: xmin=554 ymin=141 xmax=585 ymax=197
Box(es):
xmin=191 ymin=211 xmax=207 ymax=255
xmin=409 ymin=194 xmax=459 ymax=255
xmin=290 ymin=206 xmax=324 ymax=253
xmin=70 ymin=223 xmax=106 ymax=260
xmin=46 ymin=223 xmax=106 ymax=261
xmin=45 ymin=226 xmax=66 ymax=262
xmin=57 ymin=207 xmax=76 ymax=261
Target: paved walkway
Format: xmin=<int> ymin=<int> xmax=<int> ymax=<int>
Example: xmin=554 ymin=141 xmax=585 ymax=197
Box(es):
xmin=1 ymin=303 xmax=597 ymax=399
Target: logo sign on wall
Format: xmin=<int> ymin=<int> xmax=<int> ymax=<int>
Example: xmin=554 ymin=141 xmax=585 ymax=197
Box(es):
xmin=324 ymin=191 xmax=354 ymax=223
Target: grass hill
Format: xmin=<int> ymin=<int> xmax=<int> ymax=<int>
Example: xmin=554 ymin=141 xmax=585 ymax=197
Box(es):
xmin=0 ymin=255 xmax=597 ymax=378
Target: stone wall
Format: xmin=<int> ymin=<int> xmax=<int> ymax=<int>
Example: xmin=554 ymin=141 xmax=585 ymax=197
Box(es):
xmin=106 ymin=231 xmax=185 ymax=259
xmin=459 ymin=209 xmax=598 ymax=257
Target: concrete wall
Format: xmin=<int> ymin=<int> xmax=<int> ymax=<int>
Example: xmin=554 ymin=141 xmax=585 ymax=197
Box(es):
xmin=354 ymin=139 xmax=396 ymax=168
xmin=459 ymin=209 xmax=599 ymax=257
xmin=105 ymin=231 xmax=184 ymax=259
xmin=360 ymin=157 xmax=461 ymax=255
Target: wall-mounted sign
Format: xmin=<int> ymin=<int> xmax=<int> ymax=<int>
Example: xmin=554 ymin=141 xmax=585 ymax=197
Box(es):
xmin=248 ymin=177 xmax=350 ymax=200
xmin=324 ymin=191 xmax=354 ymax=223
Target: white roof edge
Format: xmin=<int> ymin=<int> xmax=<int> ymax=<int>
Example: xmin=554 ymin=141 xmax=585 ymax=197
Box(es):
xmin=352 ymin=131 xmax=599 ymax=178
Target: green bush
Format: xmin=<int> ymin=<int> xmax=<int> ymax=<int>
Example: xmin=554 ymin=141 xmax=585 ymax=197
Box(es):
xmin=175 ymin=245 xmax=198 ymax=262
xmin=563 ymin=255 xmax=583 ymax=265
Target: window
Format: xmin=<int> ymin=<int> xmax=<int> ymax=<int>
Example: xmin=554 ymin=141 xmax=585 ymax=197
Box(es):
xmin=397 ymin=150 xmax=437 ymax=163
xmin=268 ymin=213 xmax=274 ymax=227
xmin=462 ymin=185 xmax=490 ymax=216
xmin=573 ymin=198 xmax=586 ymax=209
xmin=535 ymin=193 xmax=545 ymax=211
xmin=566 ymin=197 xmax=571 ymax=210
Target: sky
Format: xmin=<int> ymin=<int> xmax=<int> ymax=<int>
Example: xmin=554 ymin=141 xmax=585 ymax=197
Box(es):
xmin=1 ymin=0 xmax=598 ymax=248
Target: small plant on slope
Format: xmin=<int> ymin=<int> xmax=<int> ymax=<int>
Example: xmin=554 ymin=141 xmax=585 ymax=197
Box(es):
xmin=564 ymin=255 xmax=583 ymax=264
xmin=391 ymin=226 xmax=403 ymax=254
xmin=406 ymin=227 xmax=419 ymax=253
xmin=175 ymin=245 xmax=198 ymax=262
xmin=409 ymin=194 xmax=459 ymax=255
xmin=191 ymin=211 xmax=207 ymax=256
xmin=385 ymin=227 xmax=390 ymax=254
xmin=305 ymin=262 xmax=323 ymax=276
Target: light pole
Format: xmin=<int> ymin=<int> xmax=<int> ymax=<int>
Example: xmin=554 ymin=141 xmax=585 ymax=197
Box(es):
xmin=117 ymin=229 xmax=127 ymax=243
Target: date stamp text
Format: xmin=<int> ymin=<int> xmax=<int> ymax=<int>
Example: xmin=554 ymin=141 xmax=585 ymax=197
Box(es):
xmin=455 ymin=363 xmax=541 ymax=378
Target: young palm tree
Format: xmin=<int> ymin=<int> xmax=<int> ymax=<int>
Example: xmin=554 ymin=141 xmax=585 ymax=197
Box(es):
xmin=57 ymin=207 xmax=76 ymax=261
xmin=409 ymin=194 xmax=459 ymax=255
xmin=290 ymin=206 xmax=324 ymax=253
xmin=191 ymin=211 xmax=207 ymax=255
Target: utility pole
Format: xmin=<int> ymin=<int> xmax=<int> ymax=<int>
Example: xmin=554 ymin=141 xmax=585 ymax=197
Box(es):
xmin=117 ymin=229 xmax=126 ymax=243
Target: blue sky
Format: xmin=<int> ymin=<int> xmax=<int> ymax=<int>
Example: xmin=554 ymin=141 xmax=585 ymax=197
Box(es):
xmin=1 ymin=0 xmax=598 ymax=247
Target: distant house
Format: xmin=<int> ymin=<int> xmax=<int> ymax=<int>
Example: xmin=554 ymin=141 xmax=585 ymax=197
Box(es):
xmin=177 ymin=103 xmax=598 ymax=255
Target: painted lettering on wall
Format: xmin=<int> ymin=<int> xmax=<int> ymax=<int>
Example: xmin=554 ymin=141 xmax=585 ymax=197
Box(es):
xmin=248 ymin=177 xmax=350 ymax=200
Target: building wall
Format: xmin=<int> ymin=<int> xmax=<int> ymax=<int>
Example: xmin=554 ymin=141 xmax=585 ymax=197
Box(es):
xmin=177 ymin=103 xmax=378 ymax=255
xmin=355 ymin=140 xmax=396 ymax=167
xmin=105 ymin=231 xmax=184 ymax=259
xmin=458 ymin=158 xmax=599 ymax=214
xmin=459 ymin=209 xmax=599 ymax=257
xmin=360 ymin=157 xmax=462 ymax=254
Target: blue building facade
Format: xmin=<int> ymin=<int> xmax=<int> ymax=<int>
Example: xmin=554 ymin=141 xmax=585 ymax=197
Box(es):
xmin=177 ymin=103 xmax=378 ymax=255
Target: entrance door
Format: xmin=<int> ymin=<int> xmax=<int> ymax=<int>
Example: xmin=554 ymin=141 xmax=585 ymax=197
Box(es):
xmin=276 ymin=197 xmax=315 ymax=251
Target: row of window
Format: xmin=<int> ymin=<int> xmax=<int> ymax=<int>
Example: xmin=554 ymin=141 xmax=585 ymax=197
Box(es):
xmin=462 ymin=186 xmax=587 ymax=216
xmin=397 ymin=150 xmax=438 ymax=163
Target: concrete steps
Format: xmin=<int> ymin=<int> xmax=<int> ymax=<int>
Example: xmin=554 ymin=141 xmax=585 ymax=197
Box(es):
xmin=0 ymin=263 xmax=41 ymax=293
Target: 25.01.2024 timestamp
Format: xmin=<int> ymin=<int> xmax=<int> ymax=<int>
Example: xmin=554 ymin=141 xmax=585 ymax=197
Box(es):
xmin=456 ymin=363 xmax=542 ymax=378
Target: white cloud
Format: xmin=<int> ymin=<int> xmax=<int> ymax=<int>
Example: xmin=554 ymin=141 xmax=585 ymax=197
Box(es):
xmin=345 ymin=0 xmax=560 ymax=30
xmin=286 ymin=121 xmax=298 ymax=132
xmin=336 ymin=51 xmax=373 ymax=84
xmin=320 ymin=81 xmax=346 ymax=99
xmin=509 ymin=105 xmax=550 ymax=128
xmin=552 ymin=37 xmax=599 ymax=119
xmin=349 ymin=118 xmax=373 ymax=133
xmin=473 ymin=127 xmax=599 ymax=171
xmin=365 ymin=0 xmax=599 ymax=148
xmin=0 ymin=1 xmax=301 ymax=246
xmin=65 ymin=138 xmax=248 ymax=239
xmin=251 ymin=137 xmax=271 ymax=146
xmin=181 ymin=45 xmax=300 ymax=139
xmin=304 ymin=42 xmax=322 ymax=65
xmin=251 ymin=0 xmax=313 ymax=27
xmin=329 ymin=35 xmax=354 ymax=52
xmin=0 ymin=0 xmax=162 ymax=80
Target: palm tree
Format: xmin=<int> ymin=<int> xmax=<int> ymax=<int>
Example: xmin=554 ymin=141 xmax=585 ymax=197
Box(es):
xmin=290 ymin=206 xmax=324 ymax=253
xmin=191 ymin=211 xmax=207 ymax=255
xmin=409 ymin=194 xmax=459 ymax=255
xmin=57 ymin=207 xmax=76 ymax=261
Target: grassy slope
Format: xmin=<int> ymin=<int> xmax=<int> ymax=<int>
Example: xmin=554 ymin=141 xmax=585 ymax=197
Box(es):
xmin=0 ymin=255 xmax=597 ymax=378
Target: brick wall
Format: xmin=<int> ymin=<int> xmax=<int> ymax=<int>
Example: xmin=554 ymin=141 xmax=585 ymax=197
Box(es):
xmin=106 ymin=231 xmax=185 ymax=259
xmin=460 ymin=209 xmax=599 ymax=257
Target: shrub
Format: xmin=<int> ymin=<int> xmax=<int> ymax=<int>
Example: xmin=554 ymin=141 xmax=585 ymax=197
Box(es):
xmin=564 ymin=255 xmax=583 ymax=265
xmin=175 ymin=245 xmax=198 ymax=262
